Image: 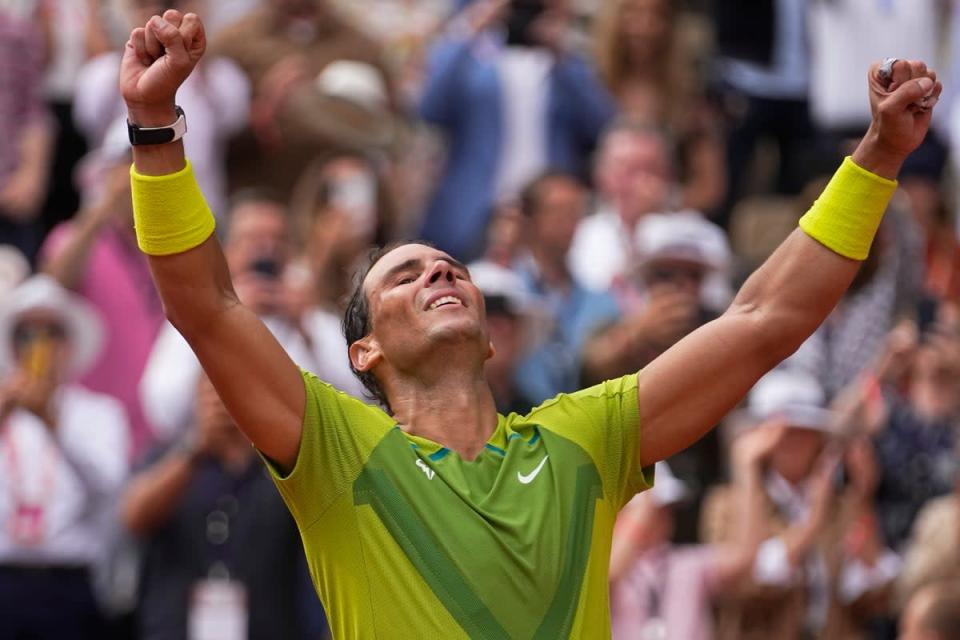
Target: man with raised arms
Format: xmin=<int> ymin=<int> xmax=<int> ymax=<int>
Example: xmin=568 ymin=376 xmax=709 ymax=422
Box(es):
xmin=121 ymin=12 xmax=939 ymax=639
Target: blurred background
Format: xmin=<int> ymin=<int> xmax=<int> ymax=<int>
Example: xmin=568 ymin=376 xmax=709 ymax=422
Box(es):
xmin=3 ymin=0 xmax=960 ymax=638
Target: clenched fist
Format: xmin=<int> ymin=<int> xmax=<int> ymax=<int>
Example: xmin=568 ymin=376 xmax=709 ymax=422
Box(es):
xmin=853 ymin=58 xmax=943 ymax=179
xmin=120 ymin=10 xmax=206 ymax=126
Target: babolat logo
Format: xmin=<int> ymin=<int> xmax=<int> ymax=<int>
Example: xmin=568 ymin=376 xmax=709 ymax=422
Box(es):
xmin=415 ymin=459 xmax=435 ymax=480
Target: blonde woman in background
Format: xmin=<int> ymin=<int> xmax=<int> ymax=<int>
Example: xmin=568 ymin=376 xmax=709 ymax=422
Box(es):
xmin=593 ymin=0 xmax=726 ymax=214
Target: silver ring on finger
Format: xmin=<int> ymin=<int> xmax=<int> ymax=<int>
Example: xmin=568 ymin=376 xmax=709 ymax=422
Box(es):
xmin=879 ymin=57 xmax=898 ymax=83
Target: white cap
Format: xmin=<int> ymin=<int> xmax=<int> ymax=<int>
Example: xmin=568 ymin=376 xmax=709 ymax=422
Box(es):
xmin=468 ymin=260 xmax=536 ymax=317
xmin=649 ymin=461 xmax=689 ymax=507
xmin=748 ymin=368 xmax=834 ymax=433
xmin=315 ymin=60 xmax=389 ymax=113
xmin=0 ymin=275 xmax=105 ymax=380
xmin=634 ymin=211 xmax=731 ymax=271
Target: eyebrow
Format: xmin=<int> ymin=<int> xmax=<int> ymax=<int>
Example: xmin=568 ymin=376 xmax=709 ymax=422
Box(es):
xmin=379 ymin=255 xmax=468 ymax=285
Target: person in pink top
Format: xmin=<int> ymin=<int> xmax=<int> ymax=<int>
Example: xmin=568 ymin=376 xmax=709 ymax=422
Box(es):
xmin=39 ymin=121 xmax=164 ymax=460
xmin=610 ymin=427 xmax=780 ymax=640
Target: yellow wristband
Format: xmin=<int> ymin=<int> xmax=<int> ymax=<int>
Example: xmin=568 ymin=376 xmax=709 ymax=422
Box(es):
xmin=130 ymin=159 xmax=216 ymax=256
xmin=798 ymin=156 xmax=897 ymax=261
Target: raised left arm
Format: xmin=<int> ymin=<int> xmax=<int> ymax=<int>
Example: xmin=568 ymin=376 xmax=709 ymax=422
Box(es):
xmin=636 ymin=59 xmax=941 ymax=467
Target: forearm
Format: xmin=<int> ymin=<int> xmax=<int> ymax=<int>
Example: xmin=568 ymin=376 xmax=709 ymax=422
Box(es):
xmin=18 ymin=122 xmax=54 ymax=181
xmin=122 ymin=449 xmax=195 ymax=535
xmin=129 ymin=123 xmax=234 ymax=337
xmin=733 ymin=154 xmax=897 ymax=361
xmin=715 ymin=463 xmax=768 ymax=585
xmin=41 ymin=215 xmax=104 ymax=290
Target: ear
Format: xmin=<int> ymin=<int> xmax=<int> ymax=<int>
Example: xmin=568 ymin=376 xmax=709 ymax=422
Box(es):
xmin=349 ymin=335 xmax=382 ymax=373
xmin=486 ymin=340 xmax=496 ymax=361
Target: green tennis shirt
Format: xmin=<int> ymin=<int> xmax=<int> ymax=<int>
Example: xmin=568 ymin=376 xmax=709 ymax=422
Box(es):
xmin=264 ymin=371 xmax=653 ymax=639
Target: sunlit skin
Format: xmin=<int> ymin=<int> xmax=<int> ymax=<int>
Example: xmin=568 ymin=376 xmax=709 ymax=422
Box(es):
xmin=349 ymin=244 xmax=499 ymax=459
xmin=900 ymin=585 xmax=947 ymax=640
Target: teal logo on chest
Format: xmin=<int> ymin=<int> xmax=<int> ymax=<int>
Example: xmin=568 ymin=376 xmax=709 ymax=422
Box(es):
xmin=352 ymin=429 xmax=603 ymax=639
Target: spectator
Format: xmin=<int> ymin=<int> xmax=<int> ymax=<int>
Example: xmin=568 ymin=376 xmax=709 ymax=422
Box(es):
xmin=582 ymin=211 xmax=731 ymax=382
xmin=0 ymin=275 xmax=129 ymax=639
xmin=899 ymin=580 xmax=960 ymax=640
xmin=807 ymin=0 xmax=945 ymax=137
xmin=898 ymin=479 xmax=960 ymax=613
xmin=568 ymin=121 xmax=682 ymax=293
xmin=593 ymin=0 xmax=726 ymax=213
xmin=41 ymin=120 xmax=165 ymax=461
xmin=610 ymin=446 xmax=771 ymax=640
xmin=702 ymin=369 xmax=900 ymax=640
xmin=211 ymin=0 xmax=399 ymax=200
xmin=417 ymin=0 xmax=615 ymax=260
xmin=122 ymin=374 xmax=325 ymax=640
xmin=73 ymin=0 xmax=250 ymax=218
xmin=509 ymin=171 xmax=620 ymax=406
xmin=467 ymin=260 xmax=542 ymax=415
xmin=0 ymin=10 xmax=54 ymax=263
xmin=289 ymin=152 xmax=397 ymax=312
xmin=713 ymin=0 xmax=815 ymax=228
xmin=139 ymin=192 xmax=320 ymax=442
xmin=839 ymin=317 xmax=960 ymax=552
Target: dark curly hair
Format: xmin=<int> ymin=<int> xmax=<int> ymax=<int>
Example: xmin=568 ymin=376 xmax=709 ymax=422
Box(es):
xmin=342 ymin=241 xmax=431 ymax=412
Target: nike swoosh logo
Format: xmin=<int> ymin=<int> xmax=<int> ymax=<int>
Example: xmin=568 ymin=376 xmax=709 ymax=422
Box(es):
xmin=517 ymin=455 xmax=549 ymax=484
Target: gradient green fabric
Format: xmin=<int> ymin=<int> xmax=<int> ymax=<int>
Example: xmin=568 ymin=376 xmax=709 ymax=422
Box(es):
xmin=264 ymin=371 xmax=653 ymax=639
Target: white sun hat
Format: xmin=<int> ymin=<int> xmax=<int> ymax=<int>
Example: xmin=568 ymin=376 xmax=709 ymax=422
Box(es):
xmin=747 ymin=368 xmax=835 ymax=433
xmin=634 ymin=211 xmax=731 ymax=271
xmin=0 ymin=275 xmax=105 ymax=380
xmin=624 ymin=461 xmax=689 ymax=510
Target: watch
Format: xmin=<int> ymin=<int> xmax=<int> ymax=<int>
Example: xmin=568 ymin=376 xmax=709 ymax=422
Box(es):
xmin=127 ymin=106 xmax=187 ymax=146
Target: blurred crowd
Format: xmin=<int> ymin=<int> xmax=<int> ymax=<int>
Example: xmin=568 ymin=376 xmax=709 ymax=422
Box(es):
xmin=4 ymin=0 xmax=960 ymax=638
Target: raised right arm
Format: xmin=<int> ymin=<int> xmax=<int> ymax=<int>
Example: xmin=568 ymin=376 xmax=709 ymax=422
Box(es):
xmin=122 ymin=11 xmax=304 ymax=471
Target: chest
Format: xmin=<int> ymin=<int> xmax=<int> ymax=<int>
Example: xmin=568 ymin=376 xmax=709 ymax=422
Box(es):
xmin=348 ymin=427 xmax=610 ymax=638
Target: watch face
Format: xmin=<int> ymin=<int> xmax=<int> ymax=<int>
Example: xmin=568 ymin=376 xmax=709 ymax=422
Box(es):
xmin=127 ymin=107 xmax=186 ymax=146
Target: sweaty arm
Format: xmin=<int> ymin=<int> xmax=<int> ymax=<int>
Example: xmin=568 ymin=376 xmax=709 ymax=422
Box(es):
xmin=123 ymin=12 xmax=304 ymax=471
xmin=635 ymin=60 xmax=940 ymax=468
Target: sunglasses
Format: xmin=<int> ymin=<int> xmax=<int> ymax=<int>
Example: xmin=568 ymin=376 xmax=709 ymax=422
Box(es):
xmin=644 ymin=265 xmax=706 ymax=286
xmin=13 ymin=323 xmax=67 ymax=347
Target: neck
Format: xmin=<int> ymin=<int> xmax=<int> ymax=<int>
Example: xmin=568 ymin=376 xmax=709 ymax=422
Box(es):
xmin=390 ymin=364 xmax=498 ymax=461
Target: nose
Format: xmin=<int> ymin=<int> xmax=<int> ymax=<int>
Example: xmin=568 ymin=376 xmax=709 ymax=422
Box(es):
xmin=427 ymin=260 xmax=455 ymax=285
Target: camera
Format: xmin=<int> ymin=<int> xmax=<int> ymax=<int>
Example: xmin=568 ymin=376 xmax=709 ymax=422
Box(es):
xmin=505 ymin=0 xmax=547 ymax=47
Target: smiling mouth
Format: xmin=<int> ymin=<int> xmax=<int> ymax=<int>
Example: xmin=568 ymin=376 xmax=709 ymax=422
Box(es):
xmin=428 ymin=295 xmax=463 ymax=310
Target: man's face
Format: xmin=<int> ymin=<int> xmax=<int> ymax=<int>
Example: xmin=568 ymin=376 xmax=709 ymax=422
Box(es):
xmin=596 ymin=131 xmax=670 ymax=224
xmin=640 ymin=257 xmax=707 ymax=298
xmin=356 ymin=244 xmax=490 ymax=375
xmin=770 ymin=427 xmax=827 ymax=485
xmin=12 ymin=311 xmax=71 ymax=383
xmin=531 ymin=177 xmax=587 ymax=256
xmin=224 ymin=201 xmax=289 ymax=276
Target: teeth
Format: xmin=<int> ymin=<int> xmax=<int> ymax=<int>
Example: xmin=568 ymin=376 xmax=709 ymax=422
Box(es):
xmin=429 ymin=295 xmax=462 ymax=310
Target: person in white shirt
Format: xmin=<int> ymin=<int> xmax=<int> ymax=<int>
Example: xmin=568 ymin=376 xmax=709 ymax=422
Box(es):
xmin=702 ymin=368 xmax=900 ymax=640
xmin=0 ymin=275 xmax=129 ymax=638
xmin=568 ymin=120 xmax=688 ymax=293
xmin=140 ymin=190 xmax=366 ymax=442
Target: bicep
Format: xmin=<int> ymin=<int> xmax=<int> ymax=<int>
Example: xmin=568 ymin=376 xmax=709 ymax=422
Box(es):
xmin=637 ymin=230 xmax=860 ymax=466
xmin=637 ymin=309 xmax=775 ymax=467
xmin=187 ymin=304 xmax=305 ymax=470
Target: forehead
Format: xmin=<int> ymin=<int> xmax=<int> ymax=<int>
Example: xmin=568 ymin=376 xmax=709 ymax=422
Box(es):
xmin=363 ymin=244 xmax=458 ymax=292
